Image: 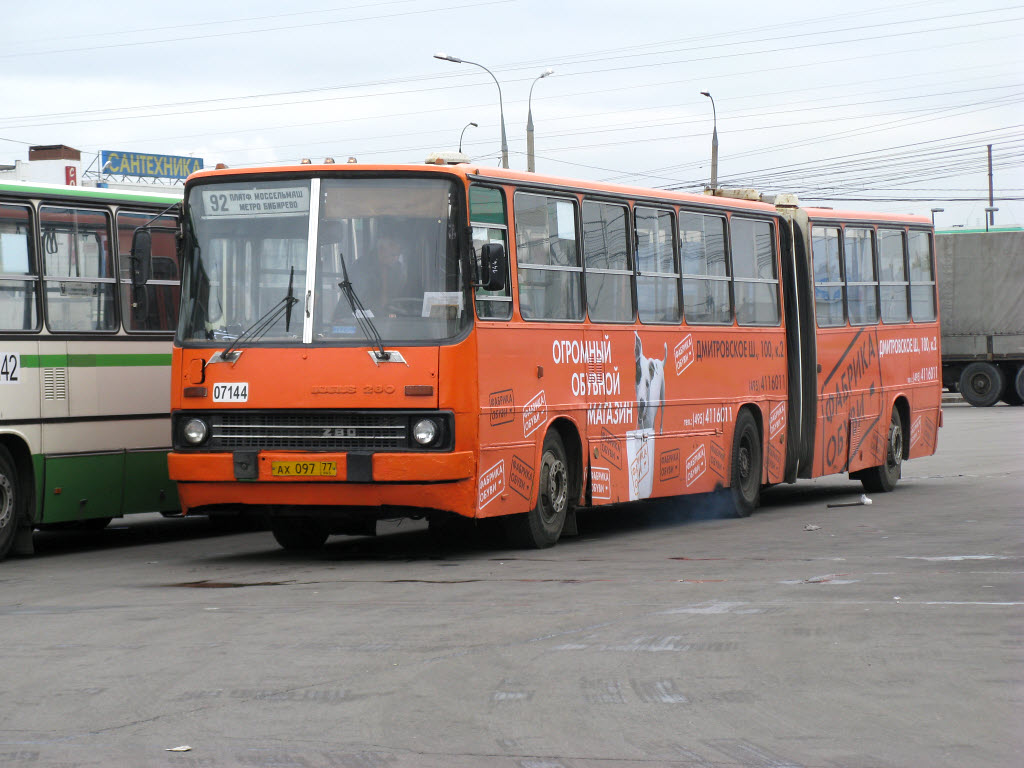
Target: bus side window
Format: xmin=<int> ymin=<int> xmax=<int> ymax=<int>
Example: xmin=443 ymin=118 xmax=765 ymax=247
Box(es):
xmin=514 ymin=192 xmax=582 ymax=321
xmin=582 ymin=200 xmax=633 ymax=323
xmin=843 ymin=227 xmax=878 ymax=325
xmin=117 ymin=211 xmax=180 ymax=332
xmin=635 ymin=207 xmax=680 ymax=324
xmin=878 ymin=228 xmax=909 ymax=324
xmin=731 ymin=217 xmax=779 ymax=326
xmin=0 ymin=203 xmax=39 ymax=331
xmin=811 ymin=226 xmax=845 ymax=327
xmin=908 ymin=230 xmax=936 ymax=322
xmin=40 ymin=207 xmax=117 ymax=332
xmin=469 ymin=186 xmax=512 ymax=321
xmin=680 ymin=211 xmax=731 ymax=324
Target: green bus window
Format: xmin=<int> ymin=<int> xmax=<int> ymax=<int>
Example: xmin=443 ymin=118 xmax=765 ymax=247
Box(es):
xmin=40 ymin=206 xmax=117 ymax=332
xmin=118 ymin=212 xmax=180 ymax=332
xmin=0 ymin=203 xmax=39 ymax=331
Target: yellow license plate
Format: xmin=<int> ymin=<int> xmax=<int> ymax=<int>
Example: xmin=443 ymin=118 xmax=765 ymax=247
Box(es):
xmin=271 ymin=460 xmax=338 ymax=477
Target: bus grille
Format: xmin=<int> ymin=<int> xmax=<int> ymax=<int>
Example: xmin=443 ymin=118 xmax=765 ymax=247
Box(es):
xmin=209 ymin=412 xmax=408 ymax=451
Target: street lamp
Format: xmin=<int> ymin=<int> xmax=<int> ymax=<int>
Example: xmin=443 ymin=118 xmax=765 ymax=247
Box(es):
xmin=459 ymin=121 xmax=478 ymax=153
xmin=700 ymin=91 xmax=718 ymax=190
xmin=984 ymin=206 xmax=999 ymax=232
xmin=434 ymin=53 xmax=508 ymax=169
xmin=527 ymin=68 xmax=554 ymax=173
xmin=930 ymin=207 xmax=944 ymax=227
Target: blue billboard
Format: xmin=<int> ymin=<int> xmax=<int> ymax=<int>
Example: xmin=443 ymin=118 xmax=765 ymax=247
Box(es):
xmin=100 ymin=150 xmax=203 ymax=180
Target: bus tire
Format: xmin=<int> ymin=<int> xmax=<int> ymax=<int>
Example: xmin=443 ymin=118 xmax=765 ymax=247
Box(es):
xmin=270 ymin=518 xmax=329 ymax=551
xmin=959 ymin=362 xmax=1003 ymax=407
xmin=1016 ymin=366 xmax=1024 ymax=405
xmin=860 ymin=408 xmax=904 ymax=494
xmin=729 ymin=409 xmax=762 ymax=518
xmin=0 ymin=447 xmax=21 ymax=561
xmin=505 ymin=431 xmax=570 ymax=548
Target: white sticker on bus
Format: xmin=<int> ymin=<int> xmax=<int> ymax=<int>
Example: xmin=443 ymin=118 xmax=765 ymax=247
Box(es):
xmin=213 ymin=383 xmax=249 ymax=402
xmin=0 ymin=353 xmax=19 ymax=383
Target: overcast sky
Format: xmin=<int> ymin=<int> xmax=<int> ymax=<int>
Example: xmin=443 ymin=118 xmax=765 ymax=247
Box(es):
xmin=2 ymin=0 xmax=1021 ymax=228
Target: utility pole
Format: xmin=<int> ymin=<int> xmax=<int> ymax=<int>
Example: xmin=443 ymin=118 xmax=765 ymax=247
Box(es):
xmin=987 ymin=144 xmax=995 ymax=227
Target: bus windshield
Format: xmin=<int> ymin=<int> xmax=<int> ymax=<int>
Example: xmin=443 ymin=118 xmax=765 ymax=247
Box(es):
xmin=181 ymin=176 xmax=468 ymax=345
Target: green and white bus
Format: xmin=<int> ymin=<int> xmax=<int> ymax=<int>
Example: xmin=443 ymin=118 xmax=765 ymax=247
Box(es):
xmin=0 ymin=180 xmax=182 ymax=559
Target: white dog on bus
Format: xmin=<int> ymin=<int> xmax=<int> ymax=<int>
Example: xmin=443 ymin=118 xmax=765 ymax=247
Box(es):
xmin=634 ymin=332 xmax=667 ymax=434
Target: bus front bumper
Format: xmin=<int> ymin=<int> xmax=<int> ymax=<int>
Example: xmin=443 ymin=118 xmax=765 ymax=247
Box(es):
xmin=168 ymin=450 xmax=477 ymax=515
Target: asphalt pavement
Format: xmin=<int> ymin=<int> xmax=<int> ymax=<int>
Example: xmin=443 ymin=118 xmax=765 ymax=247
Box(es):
xmin=1 ymin=402 xmax=1021 ymax=768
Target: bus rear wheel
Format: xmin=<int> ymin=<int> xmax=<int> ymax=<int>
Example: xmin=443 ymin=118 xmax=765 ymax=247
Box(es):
xmin=505 ymin=432 xmax=570 ymax=548
xmin=959 ymin=362 xmax=1003 ymax=407
xmin=860 ymin=408 xmax=903 ymax=494
xmin=729 ymin=410 xmax=762 ymax=518
xmin=0 ymin=447 xmax=20 ymax=560
xmin=270 ymin=518 xmax=329 ymax=551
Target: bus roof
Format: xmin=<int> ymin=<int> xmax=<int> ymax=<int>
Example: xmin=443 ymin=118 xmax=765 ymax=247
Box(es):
xmin=0 ymin=179 xmax=182 ymax=205
xmin=186 ymin=162 xmax=780 ymax=215
xmin=803 ymin=206 xmax=931 ymax=226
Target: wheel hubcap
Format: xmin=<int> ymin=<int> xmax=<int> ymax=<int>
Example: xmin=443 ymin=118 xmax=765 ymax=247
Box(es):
xmin=888 ymin=421 xmax=903 ymax=471
xmin=738 ymin=445 xmax=751 ymax=482
xmin=542 ymin=458 xmax=568 ymax=523
xmin=0 ymin=475 xmax=12 ymax=530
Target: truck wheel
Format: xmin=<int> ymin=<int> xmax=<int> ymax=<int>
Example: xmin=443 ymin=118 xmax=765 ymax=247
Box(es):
xmin=959 ymin=362 xmax=1004 ymax=407
xmin=0 ymin=447 xmax=20 ymax=561
xmin=1004 ymin=365 xmax=1024 ymax=406
xmin=729 ymin=409 xmax=762 ymax=517
xmin=860 ymin=408 xmax=903 ymax=493
xmin=505 ymin=432 xmax=569 ymax=548
xmin=270 ymin=518 xmax=329 ymax=551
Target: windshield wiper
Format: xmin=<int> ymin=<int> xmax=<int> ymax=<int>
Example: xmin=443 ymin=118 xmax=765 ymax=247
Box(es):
xmin=337 ymin=252 xmax=390 ymax=361
xmin=213 ymin=266 xmax=299 ymax=363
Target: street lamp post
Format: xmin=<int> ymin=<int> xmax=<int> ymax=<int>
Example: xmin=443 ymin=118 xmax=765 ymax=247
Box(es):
xmin=527 ymin=68 xmax=554 ymax=173
xmin=434 ymin=53 xmax=508 ymax=169
xmin=459 ymin=121 xmax=478 ymax=153
xmin=700 ymin=91 xmax=718 ymax=190
xmin=930 ymin=207 xmax=944 ymax=227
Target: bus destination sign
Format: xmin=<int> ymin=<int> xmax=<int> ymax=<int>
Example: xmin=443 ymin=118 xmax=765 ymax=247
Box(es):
xmin=200 ymin=187 xmax=310 ymax=218
xmin=100 ymin=150 xmax=203 ymax=180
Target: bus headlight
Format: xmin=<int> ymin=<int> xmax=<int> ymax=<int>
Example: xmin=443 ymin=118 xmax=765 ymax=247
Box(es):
xmin=412 ymin=418 xmax=439 ymax=446
xmin=182 ymin=417 xmax=209 ymax=445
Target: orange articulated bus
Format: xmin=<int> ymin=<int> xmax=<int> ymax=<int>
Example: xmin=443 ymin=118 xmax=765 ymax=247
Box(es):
xmin=154 ymin=162 xmax=941 ymax=551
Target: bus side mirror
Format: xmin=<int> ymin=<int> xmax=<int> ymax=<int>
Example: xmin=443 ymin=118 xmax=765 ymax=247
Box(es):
xmin=478 ymin=242 xmax=506 ymax=292
xmin=131 ymin=229 xmax=152 ymax=287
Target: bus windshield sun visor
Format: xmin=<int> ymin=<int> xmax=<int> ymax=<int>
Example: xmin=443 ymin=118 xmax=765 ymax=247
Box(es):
xmin=337 ymin=252 xmax=390 ymax=361
xmin=211 ymin=267 xmax=299 ymax=364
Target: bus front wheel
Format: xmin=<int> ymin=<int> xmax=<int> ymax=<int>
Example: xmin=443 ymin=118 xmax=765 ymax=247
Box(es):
xmin=860 ymin=408 xmax=903 ymax=494
xmin=729 ymin=409 xmax=762 ymax=518
xmin=505 ymin=432 xmax=570 ymax=548
xmin=0 ymin=447 xmax=21 ymax=561
xmin=270 ymin=518 xmax=329 ymax=551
